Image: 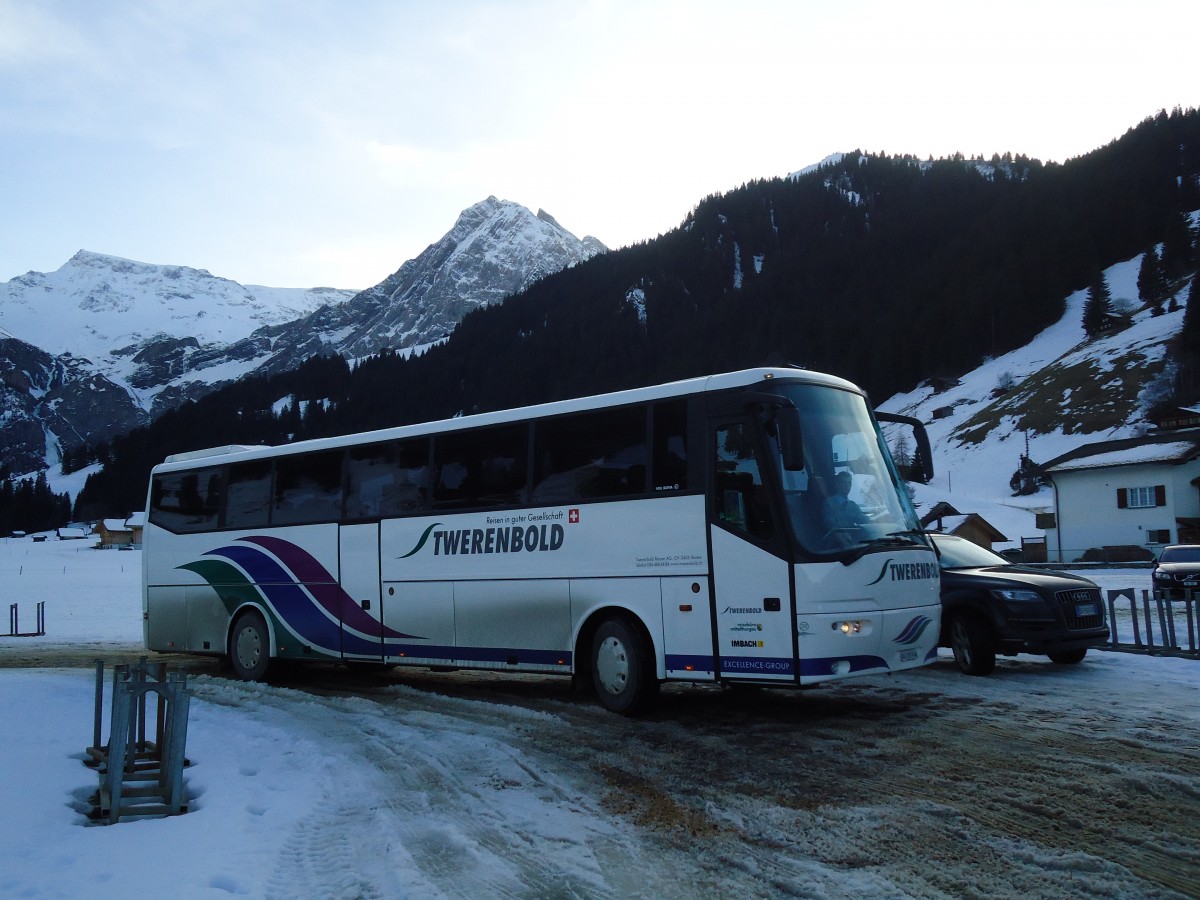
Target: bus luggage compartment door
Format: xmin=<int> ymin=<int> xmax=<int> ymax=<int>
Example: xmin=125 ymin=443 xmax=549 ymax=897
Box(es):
xmin=339 ymin=523 xmax=384 ymax=660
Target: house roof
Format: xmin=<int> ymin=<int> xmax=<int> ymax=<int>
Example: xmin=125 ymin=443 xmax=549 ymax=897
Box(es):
xmin=1042 ymin=430 xmax=1200 ymax=474
xmin=98 ymin=519 xmax=132 ymax=533
xmin=928 ymin=512 xmax=1008 ymax=542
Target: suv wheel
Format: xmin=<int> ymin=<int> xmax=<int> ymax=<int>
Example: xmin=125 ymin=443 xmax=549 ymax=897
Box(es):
xmin=1048 ymin=648 xmax=1087 ymax=665
xmin=949 ymin=613 xmax=995 ymax=676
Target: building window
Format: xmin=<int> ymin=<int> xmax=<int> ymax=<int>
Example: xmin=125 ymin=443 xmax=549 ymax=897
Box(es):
xmin=1117 ymin=486 xmax=1166 ymax=509
xmin=1147 ymin=529 xmax=1171 ymax=544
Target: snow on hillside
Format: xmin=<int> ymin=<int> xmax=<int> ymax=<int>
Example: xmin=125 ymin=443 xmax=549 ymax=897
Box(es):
xmin=880 ymin=252 xmax=1181 ymax=548
xmin=0 ymin=250 xmax=354 ymax=362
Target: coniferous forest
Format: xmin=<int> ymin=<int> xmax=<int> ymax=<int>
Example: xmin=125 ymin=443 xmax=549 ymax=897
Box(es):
xmin=71 ymin=108 xmax=1200 ymax=521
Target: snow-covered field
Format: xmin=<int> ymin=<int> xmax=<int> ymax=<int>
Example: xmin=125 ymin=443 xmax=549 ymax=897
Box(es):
xmin=2 ymin=536 xmax=1199 ymax=898
xmin=883 ymin=251 xmax=1179 ymax=550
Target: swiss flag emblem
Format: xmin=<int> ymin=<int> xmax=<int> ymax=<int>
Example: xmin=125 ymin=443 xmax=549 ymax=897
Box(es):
xmin=569 ymin=508 xmax=580 ymax=524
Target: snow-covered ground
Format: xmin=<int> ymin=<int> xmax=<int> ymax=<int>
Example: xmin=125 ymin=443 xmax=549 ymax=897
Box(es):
xmin=881 ymin=252 xmax=1179 ymax=550
xmin=2 ymin=536 xmax=1199 ymax=898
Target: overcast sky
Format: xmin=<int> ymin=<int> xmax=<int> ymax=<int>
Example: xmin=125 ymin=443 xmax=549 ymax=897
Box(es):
xmin=1 ymin=0 xmax=1195 ymax=290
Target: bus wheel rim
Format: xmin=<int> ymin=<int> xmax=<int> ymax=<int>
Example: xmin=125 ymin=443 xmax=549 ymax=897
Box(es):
xmin=236 ymin=625 xmax=262 ymax=669
xmin=596 ymin=635 xmax=630 ymax=695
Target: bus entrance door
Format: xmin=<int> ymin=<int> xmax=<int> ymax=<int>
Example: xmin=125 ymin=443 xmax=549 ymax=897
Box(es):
xmin=710 ymin=420 xmax=797 ymax=683
xmin=710 ymin=528 xmax=796 ymax=682
xmin=339 ymin=523 xmax=384 ymax=661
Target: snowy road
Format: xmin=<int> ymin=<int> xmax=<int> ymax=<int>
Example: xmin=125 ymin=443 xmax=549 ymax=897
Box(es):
xmin=7 ymin=649 xmax=1198 ymax=898
xmin=3 ymin=537 xmax=1199 ymax=897
xmin=283 ymin=654 xmax=1200 ymax=899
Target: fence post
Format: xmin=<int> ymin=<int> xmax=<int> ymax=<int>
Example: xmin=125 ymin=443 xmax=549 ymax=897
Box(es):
xmin=1142 ymin=590 xmax=1157 ymax=650
xmin=1186 ymin=594 xmax=1198 ymax=653
xmin=1128 ymin=591 xmax=1143 ymax=647
xmin=1106 ymin=589 xmax=1134 ymax=647
xmin=1162 ymin=596 xmax=1178 ymax=650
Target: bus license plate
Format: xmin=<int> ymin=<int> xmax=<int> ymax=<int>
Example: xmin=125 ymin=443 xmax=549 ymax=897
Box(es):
xmin=1076 ymin=603 xmax=1097 ymax=617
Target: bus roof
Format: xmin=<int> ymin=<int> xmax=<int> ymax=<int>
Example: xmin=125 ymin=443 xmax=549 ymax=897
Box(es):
xmin=156 ymin=367 xmax=861 ymax=471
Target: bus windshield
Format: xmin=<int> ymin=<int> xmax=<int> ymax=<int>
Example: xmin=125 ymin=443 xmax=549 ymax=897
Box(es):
xmin=767 ymin=383 xmax=924 ymax=558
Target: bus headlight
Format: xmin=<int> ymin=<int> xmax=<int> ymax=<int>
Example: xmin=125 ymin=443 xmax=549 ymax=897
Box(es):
xmin=833 ymin=620 xmax=868 ymax=635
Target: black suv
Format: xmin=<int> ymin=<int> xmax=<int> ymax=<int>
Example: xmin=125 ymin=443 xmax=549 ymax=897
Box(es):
xmin=932 ymin=534 xmax=1109 ymax=675
xmin=1151 ymin=544 xmax=1200 ymax=598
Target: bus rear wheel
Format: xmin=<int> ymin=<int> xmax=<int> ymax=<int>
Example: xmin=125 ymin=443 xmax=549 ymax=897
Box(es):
xmin=230 ymin=610 xmax=271 ymax=681
xmin=591 ymin=617 xmax=658 ymax=715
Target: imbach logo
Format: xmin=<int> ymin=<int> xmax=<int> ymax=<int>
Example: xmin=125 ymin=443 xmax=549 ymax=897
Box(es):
xmin=401 ymin=522 xmax=566 ymax=559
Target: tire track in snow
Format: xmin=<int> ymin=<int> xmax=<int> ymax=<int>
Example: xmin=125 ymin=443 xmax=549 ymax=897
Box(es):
xmin=190 ymin=676 xmax=722 ymax=898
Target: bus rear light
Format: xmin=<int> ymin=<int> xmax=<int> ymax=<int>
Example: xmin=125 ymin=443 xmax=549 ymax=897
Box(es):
xmin=833 ymin=620 xmax=865 ymax=635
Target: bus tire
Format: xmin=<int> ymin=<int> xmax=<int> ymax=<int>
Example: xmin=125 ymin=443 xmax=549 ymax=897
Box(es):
xmin=229 ymin=609 xmax=271 ymax=681
xmin=948 ymin=612 xmax=995 ymax=676
xmin=591 ymin=616 xmax=658 ymax=715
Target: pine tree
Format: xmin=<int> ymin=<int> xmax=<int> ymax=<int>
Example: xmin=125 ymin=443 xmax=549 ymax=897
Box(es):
xmin=1161 ymin=208 xmax=1195 ymax=279
xmin=1182 ymin=273 xmax=1200 ymax=357
xmin=1137 ymin=247 xmax=1168 ymax=310
xmin=1083 ymin=270 xmax=1113 ymax=336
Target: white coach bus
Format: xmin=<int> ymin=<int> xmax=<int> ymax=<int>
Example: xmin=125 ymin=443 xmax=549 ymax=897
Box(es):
xmin=143 ymin=368 xmax=940 ymax=713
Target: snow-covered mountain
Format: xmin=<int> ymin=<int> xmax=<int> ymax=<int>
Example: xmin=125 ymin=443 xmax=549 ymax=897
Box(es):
xmin=880 ymin=251 xmax=1184 ymax=549
xmin=0 ymin=198 xmax=604 ymax=473
xmin=201 ymin=198 xmax=606 ymax=384
xmin=0 ymin=250 xmax=354 ymax=376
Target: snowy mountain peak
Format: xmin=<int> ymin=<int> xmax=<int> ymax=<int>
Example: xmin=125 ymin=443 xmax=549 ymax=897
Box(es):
xmin=313 ymin=197 xmax=605 ymax=362
xmin=0 ymin=250 xmax=356 ymax=360
xmin=0 ymin=197 xmax=606 ymax=474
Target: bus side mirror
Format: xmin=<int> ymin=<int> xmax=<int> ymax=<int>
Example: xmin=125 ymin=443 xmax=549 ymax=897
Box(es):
xmin=875 ymin=412 xmax=934 ymax=484
xmin=777 ymin=408 xmax=805 ymax=471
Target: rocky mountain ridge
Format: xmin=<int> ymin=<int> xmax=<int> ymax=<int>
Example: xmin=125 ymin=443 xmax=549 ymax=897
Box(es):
xmin=0 ymin=198 xmax=603 ymax=473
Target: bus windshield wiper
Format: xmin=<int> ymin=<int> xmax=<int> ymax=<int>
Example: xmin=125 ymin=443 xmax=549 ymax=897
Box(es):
xmin=840 ymin=531 xmax=930 ymax=564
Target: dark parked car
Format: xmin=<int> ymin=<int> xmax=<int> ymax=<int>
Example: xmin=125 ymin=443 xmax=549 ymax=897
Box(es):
xmin=1151 ymin=544 xmax=1200 ymax=598
xmin=931 ymin=533 xmax=1109 ymax=675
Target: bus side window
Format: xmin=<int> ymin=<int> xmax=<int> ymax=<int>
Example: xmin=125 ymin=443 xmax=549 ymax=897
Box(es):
xmin=532 ymin=405 xmax=646 ymax=504
xmin=713 ymin=423 xmax=774 ymax=541
xmin=652 ymin=400 xmax=688 ymax=492
xmin=345 ymin=439 xmax=429 ymax=518
xmin=150 ymin=469 xmax=221 ymax=533
xmin=225 ymin=460 xmax=273 ymax=530
xmin=273 ymin=450 xmax=344 ymax=526
xmin=433 ymin=425 xmax=527 ymax=510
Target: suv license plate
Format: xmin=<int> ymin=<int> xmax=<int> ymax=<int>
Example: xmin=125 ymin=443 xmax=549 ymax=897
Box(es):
xmin=1076 ymin=603 xmax=1098 ymax=617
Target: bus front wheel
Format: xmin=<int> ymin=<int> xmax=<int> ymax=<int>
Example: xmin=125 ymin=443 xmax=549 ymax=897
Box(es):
xmin=591 ymin=617 xmax=658 ymax=715
xmin=229 ymin=610 xmax=271 ymax=681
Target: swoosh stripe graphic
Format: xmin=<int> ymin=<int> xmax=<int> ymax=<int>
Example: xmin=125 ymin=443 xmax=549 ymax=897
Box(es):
xmin=866 ymin=558 xmax=894 ymax=586
xmin=179 ymin=559 xmax=265 ymax=613
xmin=400 ymin=523 xmax=441 ymax=559
xmin=235 ymin=536 xmax=417 ymax=640
xmin=893 ymin=616 xmax=932 ymax=645
xmin=202 ymin=545 xmax=340 ymax=643
xmin=197 ymin=540 xmax=422 ymax=653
